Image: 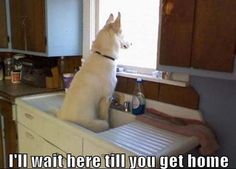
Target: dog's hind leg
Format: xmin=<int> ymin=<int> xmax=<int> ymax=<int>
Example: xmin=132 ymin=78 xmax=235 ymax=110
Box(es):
xmin=98 ymin=97 xmax=110 ymax=121
xmin=87 ymin=119 xmax=109 ymax=132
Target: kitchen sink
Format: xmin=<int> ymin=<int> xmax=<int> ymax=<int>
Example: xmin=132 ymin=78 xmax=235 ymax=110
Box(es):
xmin=17 ymin=92 xmax=135 ymax=128
xmin=16 ymin=92 xmax=199 ymax=157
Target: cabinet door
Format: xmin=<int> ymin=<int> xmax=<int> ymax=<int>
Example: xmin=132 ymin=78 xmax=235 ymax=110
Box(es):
xmin=18 ymin=124 xmax=66 ymax=168
xmin=0 ymin=114 xmax=4 ymax=168
xmin=10 ymin=0 xmax=25 ymax=50
xmin=83 ymin=139 xmax=114 ymax=168
xmin=0 ymin=100 xmax=17 ymax=168
xmin=10 ymin=0 xmax=46 ymax=52
xmin=191 ymin=0 xmax=236 ymax=72
xmin=0 ymin=0 xmax=8 ymax=48
xmin=24 ymin=0 xmax=46 ymax=52
xmin=159 ymin=0 xmax=195 ymax=67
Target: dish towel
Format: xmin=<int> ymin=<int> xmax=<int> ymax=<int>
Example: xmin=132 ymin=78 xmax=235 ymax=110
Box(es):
xmin=136 ymin=108 xmax=220 ymax=155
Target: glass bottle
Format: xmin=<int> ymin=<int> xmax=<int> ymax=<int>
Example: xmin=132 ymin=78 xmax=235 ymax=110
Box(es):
xmin=132 ymin=78 xmax=146 ymax=115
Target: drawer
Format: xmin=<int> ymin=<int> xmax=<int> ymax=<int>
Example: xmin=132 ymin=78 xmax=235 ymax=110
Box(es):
xmin=17 ymin=106 xmax=46 ymax=133
xmin=17 ymin=105 xmax=83 ymax=155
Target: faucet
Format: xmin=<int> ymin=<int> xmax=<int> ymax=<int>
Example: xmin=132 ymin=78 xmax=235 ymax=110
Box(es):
xmin=110 ymin=93 xmax=131 ymax=112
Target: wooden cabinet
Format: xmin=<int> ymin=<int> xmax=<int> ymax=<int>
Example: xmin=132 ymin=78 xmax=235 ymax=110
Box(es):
xmin=0 ymin=0 xmax=8 ymax=49
xmin=159 ymin=0 xmax=195 ymax=68
xmin=159 ymin=0 xmax=236 ymax=72
xmin=10 ymin=0 xmax=46 ymax=52
xmin=0 ymin=99 xmax=17 ymax=168
xmin=10 ymin=0 xmax=82 ymax=56
xmin=191 ymin=0 xmax=236 ymax=72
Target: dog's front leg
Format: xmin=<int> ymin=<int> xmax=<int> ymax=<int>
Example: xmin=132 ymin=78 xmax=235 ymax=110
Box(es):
xmin=99 ymin=97 xmax=110 ymax=121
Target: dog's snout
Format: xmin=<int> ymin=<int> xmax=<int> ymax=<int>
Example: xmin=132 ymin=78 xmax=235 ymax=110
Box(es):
xmin=122 ymin=42 xmax=132 ymax=49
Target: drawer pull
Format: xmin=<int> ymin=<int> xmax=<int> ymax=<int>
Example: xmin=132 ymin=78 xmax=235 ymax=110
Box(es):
xmin=25 ymin=113 xmax=34 ymax=120
xmin=25 ymin=131 xmax=34 ymax=140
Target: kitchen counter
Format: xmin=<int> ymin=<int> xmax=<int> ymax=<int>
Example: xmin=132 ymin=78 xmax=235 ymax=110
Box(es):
xmin=0 ymin=80 xmax=62 ymax=103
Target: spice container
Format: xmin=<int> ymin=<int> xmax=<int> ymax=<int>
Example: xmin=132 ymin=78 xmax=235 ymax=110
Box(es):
xmin=4 ymin=58 xmax=13 ymax=80
xmin=11 ymin=71 xmax=21 ymax=83
xmin=11 ymin=54 xmax=25 ymax=83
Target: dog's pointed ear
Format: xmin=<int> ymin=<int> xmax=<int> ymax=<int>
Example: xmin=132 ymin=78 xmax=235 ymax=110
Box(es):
xmin=112 ymin=12 xmax=121 ymax=33
xmin=105 ymin=13 xmax=114 ymax=25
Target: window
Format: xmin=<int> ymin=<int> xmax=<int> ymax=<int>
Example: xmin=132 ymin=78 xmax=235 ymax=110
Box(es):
xmin=83 ymin=0 xmax=160 ymax=72
xmin=97 ymin=0 xmax=159 ymax=70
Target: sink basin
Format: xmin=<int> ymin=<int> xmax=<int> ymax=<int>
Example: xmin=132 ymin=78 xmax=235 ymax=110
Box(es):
xmin=18 ymin=92 xmax=135 ymax=128
xmin=19 ymin=93 xmax=65 ymax=116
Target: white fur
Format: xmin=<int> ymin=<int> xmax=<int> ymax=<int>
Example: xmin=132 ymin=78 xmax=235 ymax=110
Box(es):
xmin=57 ymin=13 xmax=130 ymax=132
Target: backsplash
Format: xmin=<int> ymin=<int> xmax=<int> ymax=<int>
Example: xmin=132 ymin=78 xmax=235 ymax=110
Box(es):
xmin=116 ymin=76 xmax=199 ymax=109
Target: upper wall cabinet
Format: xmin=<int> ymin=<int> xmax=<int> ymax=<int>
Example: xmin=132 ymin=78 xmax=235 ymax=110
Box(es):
xmin=159 ymin=0 xmax=236 ymax=73
xmin=10 ymin=0 xmax=45 ymax=53
xmin=10 ymin=0 xmax=82 ymax=57
xmin=0 ymin=0 xmax=8 ymax=49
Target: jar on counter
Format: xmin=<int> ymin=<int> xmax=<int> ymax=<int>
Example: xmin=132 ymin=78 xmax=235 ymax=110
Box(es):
xmin=11 ymin=70 xmax=21 ymax=83
xmin=4 ymin=58 xmax=13 ymax=80
xmin=11 ymin=54 xmax=25 ymax=83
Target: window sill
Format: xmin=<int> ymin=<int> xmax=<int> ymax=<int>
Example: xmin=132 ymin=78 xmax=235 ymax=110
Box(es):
xmin=116 ymin=71 xmax=189 ymax=87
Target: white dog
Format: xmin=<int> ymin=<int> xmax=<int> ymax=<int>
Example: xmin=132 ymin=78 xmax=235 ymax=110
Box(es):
xmin=57 ymin=13 xmax=130 ymax=132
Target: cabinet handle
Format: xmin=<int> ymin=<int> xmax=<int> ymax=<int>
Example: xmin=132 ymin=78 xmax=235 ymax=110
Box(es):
xmin=25 ymin=131 xmax=34 ymax=140
xmin=24 ymin=113 xmax=34 ymax=120
xmin=163 ymin=0 xmax=174 ymax=16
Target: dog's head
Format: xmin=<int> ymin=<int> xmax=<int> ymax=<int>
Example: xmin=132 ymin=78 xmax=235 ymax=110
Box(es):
xmin=92 ymin=13 xmax=131 ymax=59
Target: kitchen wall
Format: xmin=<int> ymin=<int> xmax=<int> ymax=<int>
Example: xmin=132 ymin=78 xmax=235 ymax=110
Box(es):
xmin=190 ymin=76 xmax=236 ymax=168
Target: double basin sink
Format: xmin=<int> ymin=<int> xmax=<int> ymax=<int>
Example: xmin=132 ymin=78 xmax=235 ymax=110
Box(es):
xmin=16 ymin=92 xmax=199 ymax=156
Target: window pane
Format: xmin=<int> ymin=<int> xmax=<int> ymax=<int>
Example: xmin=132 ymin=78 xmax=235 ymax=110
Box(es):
xmin=98 ymin=0 xmax=160 ymax=69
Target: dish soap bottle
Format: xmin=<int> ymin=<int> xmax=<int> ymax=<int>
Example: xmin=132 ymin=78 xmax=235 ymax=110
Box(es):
xmin=132 ymin=78 xmax=146 ymax=115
